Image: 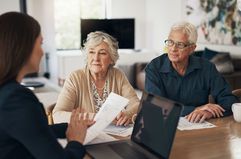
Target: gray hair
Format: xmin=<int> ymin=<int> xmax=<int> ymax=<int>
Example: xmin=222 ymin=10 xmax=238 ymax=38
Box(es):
xmin=170 ymin=21 xmax=198 ymax=44
xmin=83 ymin=31 xmax=119 ymax=66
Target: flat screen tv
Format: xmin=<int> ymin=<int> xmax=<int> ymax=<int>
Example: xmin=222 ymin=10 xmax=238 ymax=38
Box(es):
xmin=81 ymin=18 xmax=135 ymax=49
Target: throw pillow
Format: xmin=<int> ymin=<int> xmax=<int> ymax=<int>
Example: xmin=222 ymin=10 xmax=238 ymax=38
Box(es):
xmin=193 ymin=50 xmax=204 ymax=57
xmin=202 ymin=48 xmax=219 ymax=60
xmin=210 ymin=52 xmax=234 ymax=74
xmin=202 ymin=48 xmax=234 ymax=74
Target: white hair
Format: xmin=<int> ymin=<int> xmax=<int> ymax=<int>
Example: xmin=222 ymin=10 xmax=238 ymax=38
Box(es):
xmin=170 ymin=21 xmax=198 ymax=44
xmin=83 ymin=31 xmax=119 ymax=66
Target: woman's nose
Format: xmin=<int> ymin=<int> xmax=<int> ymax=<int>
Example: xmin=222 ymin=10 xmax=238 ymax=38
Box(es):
xmin=93 ymin=53 xmax=99 ymax=60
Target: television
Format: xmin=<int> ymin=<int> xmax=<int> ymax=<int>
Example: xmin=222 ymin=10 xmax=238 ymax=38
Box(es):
xmin=81 ymin=18 xmax=135 ymax=49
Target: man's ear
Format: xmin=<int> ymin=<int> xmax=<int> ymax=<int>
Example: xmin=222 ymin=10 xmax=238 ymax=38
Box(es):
xmin=189 ymin=44 xmax=197 ymax=55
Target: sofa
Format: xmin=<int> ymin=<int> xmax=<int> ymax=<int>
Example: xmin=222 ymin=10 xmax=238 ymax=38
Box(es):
xmin=122 ymin=48 xmax=241 ymax=91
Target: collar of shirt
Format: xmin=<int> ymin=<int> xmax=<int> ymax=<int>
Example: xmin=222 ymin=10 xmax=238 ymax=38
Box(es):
xmin=159 ymin=55 xmax=202 ymax=76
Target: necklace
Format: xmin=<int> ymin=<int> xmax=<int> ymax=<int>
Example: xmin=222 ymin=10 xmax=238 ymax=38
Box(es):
xmin=90 ymin=74 xmax=106 ymax=90
xmin=95 ymin=85 xmax=105 ymax=91
xmin=91 ymin=79 xmax=109 ymax=112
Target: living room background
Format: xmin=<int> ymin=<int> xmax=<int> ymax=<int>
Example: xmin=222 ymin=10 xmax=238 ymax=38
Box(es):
xmin=0 ymin=0 xmax=241 ymax=83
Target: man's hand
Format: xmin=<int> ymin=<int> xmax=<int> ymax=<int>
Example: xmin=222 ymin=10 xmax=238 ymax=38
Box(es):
xmin=196 ymin=103 xmax=225 ymax=118
xmin=185 ymin=109 xmax=213 ymax=123
xmin=185 ymin=103 xmax=225 ymax=123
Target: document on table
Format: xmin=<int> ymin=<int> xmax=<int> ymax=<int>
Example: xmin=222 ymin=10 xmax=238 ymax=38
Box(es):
xmin=178 ymin=117 xmax=216 ymax=131
xmin=83 ymin=92 xmax=129 ymax=145
xmin=58 ymin=132 xmax=118 ymax=147
xmin=104 ymin=124 xmax=133 ymax=137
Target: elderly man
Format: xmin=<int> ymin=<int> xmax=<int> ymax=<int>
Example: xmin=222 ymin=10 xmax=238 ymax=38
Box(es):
xmin=145 ymin=21 xmax=238 ymax=123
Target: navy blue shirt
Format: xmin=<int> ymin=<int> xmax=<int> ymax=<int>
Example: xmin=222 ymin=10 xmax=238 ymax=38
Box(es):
xmin=145 ymin=54 xmax=238 ymax=116
xmin=0 ymin=81 xmax=85 ymax=159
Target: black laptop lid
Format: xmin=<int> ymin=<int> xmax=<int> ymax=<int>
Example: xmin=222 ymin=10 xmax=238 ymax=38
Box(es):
xmin=131 ymin=92 xmax=183 ymax=159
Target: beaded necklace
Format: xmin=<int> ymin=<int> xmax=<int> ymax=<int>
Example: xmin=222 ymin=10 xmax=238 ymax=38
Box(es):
xmin=91 ymin=79 xmax=109 ymax=112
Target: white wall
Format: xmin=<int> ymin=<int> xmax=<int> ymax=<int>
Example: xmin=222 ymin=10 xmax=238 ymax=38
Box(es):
xmin=0 ymin=0 xmax=19 ymax=14
xmin=145 ymin=0 xmax=241 ymax=58
xmin=145 ymin=0 xmax=183 ymax=54
xmin=110 ymin=0 xmax=146 ymax=50
xmin=1 ymin=0 xmax=240 ymax=84
xmin=27 ymin=0 xmax=58 ymax=82
xmin=0 ymin=0 xmax=58 ymax=82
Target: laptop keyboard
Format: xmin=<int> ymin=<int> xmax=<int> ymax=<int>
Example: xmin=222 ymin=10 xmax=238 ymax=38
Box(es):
xmin=109 ymin=142 xmax=150 ymax=159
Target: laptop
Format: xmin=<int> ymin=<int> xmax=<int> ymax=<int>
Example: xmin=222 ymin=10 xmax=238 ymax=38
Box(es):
xmin=85 ymin=92 xmax=183 ymax=159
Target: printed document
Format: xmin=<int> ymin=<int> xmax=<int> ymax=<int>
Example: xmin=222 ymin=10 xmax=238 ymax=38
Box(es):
xmin=83 ymin=92 xmax=129 ymax=145
xmin=104 ymin=124 xmax=133 ymax=137
xmin=58 ymin=132 xmax=118 ymax=147
xmin=178 ymin=117 xmax=216 ymax=130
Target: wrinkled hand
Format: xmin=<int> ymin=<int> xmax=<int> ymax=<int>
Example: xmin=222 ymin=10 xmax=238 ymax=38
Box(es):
xmin=185 ymin=104 xmax=225 ymax=123
xmin=113 ymin=111 xmax=131 ymax=126
xmin=66 ymin=107 xmax=95 ymax=144
xmin=185 ymin=109 xmax=213 ymax=123
xmin=196 ymin=103 xmax=225 ymax=118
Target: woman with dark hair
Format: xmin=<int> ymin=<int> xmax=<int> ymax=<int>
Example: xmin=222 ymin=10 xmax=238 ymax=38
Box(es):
xmin=0 ymin=12 xmax=93 ymax=159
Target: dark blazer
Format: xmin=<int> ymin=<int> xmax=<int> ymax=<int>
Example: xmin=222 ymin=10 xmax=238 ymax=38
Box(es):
xmin=0 ymin=81 xmax=85 ymax=159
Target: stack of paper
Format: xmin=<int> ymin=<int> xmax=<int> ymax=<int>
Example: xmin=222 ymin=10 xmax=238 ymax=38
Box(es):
xmin=104 ymin=124 xmax=133 ymax=137
xmin=83 ymin=92 xmax=129 ymax=145
xmin=178 ymin=117 xmax=216 ymax=131
xmin=58 ymin=132 xmax=118 ymax=147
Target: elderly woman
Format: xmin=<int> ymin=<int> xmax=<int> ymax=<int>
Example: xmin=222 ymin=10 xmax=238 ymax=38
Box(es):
xmin=145 ymin=21 xmax=238 ymax=123
xmin=53 ymin=31 xmax=139 ymax=126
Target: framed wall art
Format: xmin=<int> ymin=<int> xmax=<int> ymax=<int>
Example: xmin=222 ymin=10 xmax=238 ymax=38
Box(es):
xmin=185 ymin=0 xmax=241 ymax=45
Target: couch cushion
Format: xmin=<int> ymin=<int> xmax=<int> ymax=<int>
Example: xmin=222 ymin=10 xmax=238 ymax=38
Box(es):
xmin=117 ymin=65 xmax=135 ymax=87
xmin=203 ymin=48 xmax=234 ymax=74
xmin=134 ymin=63 xmax=148 ymax=90
xmin=136 ymin=71 xmax=145 ymax=91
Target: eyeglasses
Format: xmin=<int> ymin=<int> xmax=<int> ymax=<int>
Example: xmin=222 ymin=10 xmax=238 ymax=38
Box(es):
xmin=164 ymin=39 xmax=192 ymax=49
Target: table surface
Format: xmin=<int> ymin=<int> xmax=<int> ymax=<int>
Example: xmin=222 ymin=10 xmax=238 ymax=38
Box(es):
xmin=85 ymin=116 xmax=241 ymax=159
xmin=169 ymin=116 xmax=241 ymax=159
xmin=22 ymin=77 xmax=61 ymax=93
xmin=24 ymin=78 xmax=240 ymax=159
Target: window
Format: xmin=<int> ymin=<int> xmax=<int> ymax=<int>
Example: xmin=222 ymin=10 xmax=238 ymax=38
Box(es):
xmin=54 ymin=0 xmax=106 ymax=50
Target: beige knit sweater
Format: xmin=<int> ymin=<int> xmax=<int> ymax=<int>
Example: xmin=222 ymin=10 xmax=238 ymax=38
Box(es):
xmin=52 ymin=66 xmax=140 ymax=123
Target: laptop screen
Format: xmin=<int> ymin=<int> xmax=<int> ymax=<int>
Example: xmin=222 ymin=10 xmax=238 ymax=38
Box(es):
xmin=131 ymin=92 xmax=183 ymax=159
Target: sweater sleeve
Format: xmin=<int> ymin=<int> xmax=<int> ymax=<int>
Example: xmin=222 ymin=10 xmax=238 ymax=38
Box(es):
xmin=116 ymin=69 xmax=140 ymax=118
xmin=0 ymin=87 xmax=85 ymax=159
xmin=53 ymin=72 xmax=78 ymax=123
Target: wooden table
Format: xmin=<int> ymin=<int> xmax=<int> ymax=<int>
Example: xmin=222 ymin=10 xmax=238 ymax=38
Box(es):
xmin=169 ymin=116 xmax=241 ymax=159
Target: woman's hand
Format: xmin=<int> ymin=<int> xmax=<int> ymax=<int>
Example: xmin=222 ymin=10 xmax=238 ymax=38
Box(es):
xmin=66 ymin=107 xmax=95 ymax=144
xmin=113 ymin=111 xmax=131 ymax=126
xmin=185 ymin=104 xmax=225 ymax=123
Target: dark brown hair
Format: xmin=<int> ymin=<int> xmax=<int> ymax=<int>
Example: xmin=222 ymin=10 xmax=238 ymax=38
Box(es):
xmin=0 ymin=12 xmax=41 ymax=84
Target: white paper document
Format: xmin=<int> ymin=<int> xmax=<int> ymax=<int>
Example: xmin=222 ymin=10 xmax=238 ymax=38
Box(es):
xmin=87 ymin=132 xmax=118 ymax=145
xmin=83 ymin=92 xmax=129 ymax=145
xmin=58 ymin=132 xmax=118 ymax=147
xmin=104 ymin=124 xmax=133 ymax=137
xmin=178 ymin=117 xmax=216 ymax=131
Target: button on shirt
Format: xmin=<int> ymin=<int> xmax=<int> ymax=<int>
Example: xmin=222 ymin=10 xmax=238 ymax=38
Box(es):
xmin=145 ymin=54 xmax=238 ymax=116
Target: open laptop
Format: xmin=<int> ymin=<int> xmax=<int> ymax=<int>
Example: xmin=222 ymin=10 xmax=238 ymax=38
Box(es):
xmin=86 ymin=92 xmax=183 ymax=159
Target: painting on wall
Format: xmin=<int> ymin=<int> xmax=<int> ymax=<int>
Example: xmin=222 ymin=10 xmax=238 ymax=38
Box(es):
xmin=185 ymin=0 xmax=241 ymax=45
